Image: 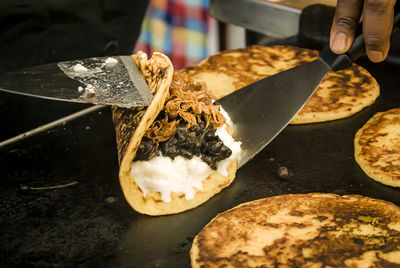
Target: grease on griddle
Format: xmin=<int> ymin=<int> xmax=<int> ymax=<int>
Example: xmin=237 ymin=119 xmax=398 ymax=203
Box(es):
xmin=277 ymin=166 xmax=290 ymax=179
xmin=269 ymin=157 xmax=294 ymax=179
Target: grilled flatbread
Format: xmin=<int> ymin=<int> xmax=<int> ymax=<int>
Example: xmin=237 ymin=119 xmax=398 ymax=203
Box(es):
xmin=182 ymin=45 xmax=380 ymax=124
xmin=354 ymin=108 xmax=400 ymax=187
xmin=191 ymin=193 xmax=400 ymax=267
xmin=112 ymin=52 xmax=239 ymax=216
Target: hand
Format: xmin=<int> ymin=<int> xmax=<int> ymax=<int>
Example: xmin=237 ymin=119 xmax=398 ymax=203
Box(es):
xmin=330 ymin=0 xmax=397 ymax=62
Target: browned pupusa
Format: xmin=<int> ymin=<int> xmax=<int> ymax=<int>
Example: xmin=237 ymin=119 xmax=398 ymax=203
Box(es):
xmin=191 ymin=193 xmax=400 ymax=267
xmin=354 ymin=108 xmax=400 ymax=187
xmin=182 ymin=45 xmax=380 ymax=124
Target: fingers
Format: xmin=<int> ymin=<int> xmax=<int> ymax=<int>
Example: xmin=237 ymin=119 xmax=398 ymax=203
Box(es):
xmin=362 ymin=0 xmax=396 ymax=62
xmin=330 ymin=0 xmax=363 ymax=54
xmin=331 ymin=0 xmax=397 ymax=62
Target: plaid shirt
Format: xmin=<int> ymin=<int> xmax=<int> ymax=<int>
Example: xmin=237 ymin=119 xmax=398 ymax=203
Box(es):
xmin=135 ymin=0 xmax=210 ymax=69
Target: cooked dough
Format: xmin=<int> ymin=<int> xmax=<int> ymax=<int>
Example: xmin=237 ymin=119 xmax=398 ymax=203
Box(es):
xmin=191 ymin=193 xmax=400 ymax=267
xmin=182 ymin=45 xmax=380 ymax=124
xmin=354 ymin=108 xmax=400 ymax=187
xmin=112 ymin=52 xmax=238 ymax=216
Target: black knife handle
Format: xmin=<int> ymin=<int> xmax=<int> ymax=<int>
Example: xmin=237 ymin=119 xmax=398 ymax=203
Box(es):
xmin=321 ymin=11 xmax=400 ymax=71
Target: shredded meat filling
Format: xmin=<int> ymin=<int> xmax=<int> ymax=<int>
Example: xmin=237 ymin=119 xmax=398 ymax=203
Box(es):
xmin=136 ymin=71 xmax=232 ymax=169
xmin=144 ymin=71 xmax=226 ymax=144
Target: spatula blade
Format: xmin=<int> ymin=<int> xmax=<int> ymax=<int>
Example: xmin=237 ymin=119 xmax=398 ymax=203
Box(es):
xmin=216 ymin=58 xmax=331 ymax=167
xmin=0 ymin=56 xmax=152 ymax=108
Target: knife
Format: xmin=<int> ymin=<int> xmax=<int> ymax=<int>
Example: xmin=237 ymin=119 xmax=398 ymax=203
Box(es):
xmin=216 ymin=12 xmax=400 ymax=168
xmin=0 ymin=56 xmax=153 ymax=108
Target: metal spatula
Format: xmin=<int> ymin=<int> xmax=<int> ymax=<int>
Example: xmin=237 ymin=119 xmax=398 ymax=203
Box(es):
xmin=0 ymin=56 xmax=152 ymax=108
xmin=216 ymin=12 xmax=400 ymax=168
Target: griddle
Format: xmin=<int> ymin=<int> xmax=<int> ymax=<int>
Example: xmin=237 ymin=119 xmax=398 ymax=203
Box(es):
xmin=1 ymin=58 xmax=400 ymax=267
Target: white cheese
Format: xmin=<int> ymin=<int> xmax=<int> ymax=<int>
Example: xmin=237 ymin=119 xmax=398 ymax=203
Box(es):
xmin=215 ymin=124 xmax=242 ymax=176
xmin=131 ymin=123 xmax=242 ymax=203
xmin=104 ymin=57 xmax=118 ymax=67
xmin=219 ymin=106 xmax=233 ymax=129
xmin=73 ymin=63 xmax=88 ymax=73
xmin=85 ymin=84 xmax=95 ymax=93
xmin=132 ymin=156 xmax=212 ymax=203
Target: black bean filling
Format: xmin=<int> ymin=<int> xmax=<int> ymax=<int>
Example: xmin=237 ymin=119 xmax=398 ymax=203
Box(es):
xmin=136 ymin=123 xmax=232 ymax=169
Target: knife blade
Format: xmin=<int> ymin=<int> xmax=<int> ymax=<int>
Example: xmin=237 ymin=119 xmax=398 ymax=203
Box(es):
xmin=216 ymin=58 xmax=331 ymax=168
xmin=0 ymin=56 xmax=153 ymax=108
xmin=216 ymin=12 xmax=400 ymax=168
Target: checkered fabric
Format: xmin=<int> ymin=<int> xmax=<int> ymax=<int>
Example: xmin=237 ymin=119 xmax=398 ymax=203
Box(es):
xmin=134 ymin=0 xmax=210 ymax=69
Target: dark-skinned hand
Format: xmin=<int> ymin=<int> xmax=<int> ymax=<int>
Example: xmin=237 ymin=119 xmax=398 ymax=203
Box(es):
xmin=330 ymin=0 xmax=397 ymax=62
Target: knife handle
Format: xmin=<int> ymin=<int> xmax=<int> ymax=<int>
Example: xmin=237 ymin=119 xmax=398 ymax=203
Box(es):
xmin=320 ymin=11 xmax=400 ymax=71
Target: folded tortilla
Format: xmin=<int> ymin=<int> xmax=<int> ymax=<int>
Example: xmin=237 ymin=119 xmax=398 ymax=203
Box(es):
xmin=112 ymin=52 xmax=238 ymax=216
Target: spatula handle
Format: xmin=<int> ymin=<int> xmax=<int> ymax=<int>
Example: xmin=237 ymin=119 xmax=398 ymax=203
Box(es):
xmin=321 ymin=11 xmax=400 ymax=71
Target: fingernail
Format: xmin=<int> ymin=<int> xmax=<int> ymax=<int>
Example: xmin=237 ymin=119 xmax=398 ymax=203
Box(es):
xmin=368 ymin=50 xmax=384 ymax=62
xmin=332 ymin=32 xmax=349 ymax=53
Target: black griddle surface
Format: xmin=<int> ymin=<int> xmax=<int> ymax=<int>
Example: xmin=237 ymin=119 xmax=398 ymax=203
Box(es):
xmin=0 ymin=91 xmax=91 ymax=141
xmin=1 ymin=59 xmax=400 ymax=267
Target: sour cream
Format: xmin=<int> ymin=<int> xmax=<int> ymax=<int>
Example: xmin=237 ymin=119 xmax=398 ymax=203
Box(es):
xmin=131 ymin=122 xmax=242 ymax=203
